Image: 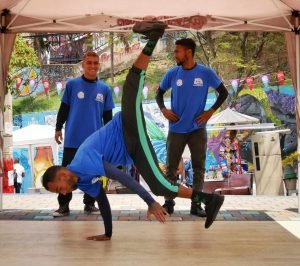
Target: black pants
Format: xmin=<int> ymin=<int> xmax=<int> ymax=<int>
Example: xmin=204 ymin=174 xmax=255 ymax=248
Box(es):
xmin=122 ymin=66 xmax=179 ymax=198
xmin=58 ymin=148 xmax=95 ymax=207
xmin=14 ymin=182 xmax=21 ymax=193
xmin=165 ymin=129 xmax=207 ymax=195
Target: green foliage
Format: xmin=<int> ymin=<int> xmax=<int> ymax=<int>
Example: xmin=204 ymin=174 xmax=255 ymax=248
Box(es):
xmin=7 ymin=35 xmax=40 ymax=95
xmin=10 ymin=35 xmax=40 ymax=69
xmin=13 ymin=89 xmax=61 ymax=115
xmin=12 ymin=32 xmax=290 ymax=115
xmin=282 ymin=151 xmax=298 ymax=168
xmin=192 ymin=31 xmax=288 ymax=101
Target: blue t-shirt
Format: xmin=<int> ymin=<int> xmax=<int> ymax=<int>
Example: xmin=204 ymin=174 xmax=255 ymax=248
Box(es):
xmin=67 ymin=112 xmax=133 ymax=197
xmin=62 ymin=77 xmax=115 ymax=148
xmin=160 ymin=64 xmax=221 ymax=133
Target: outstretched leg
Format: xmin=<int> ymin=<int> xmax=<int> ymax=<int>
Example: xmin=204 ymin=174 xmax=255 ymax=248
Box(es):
xmin=122 ymin=21 xmax=224 ymax=228
xmin=122 ymin=21 xmax=178 ymax=199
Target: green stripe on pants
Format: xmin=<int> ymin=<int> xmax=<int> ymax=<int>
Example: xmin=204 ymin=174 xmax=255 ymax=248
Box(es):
xmin=135 ymin=71 xmax=178 ymax=193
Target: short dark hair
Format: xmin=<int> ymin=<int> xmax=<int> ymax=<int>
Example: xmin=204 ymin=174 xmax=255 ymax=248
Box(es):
xmin=175 ymin=38 xmax=196 ymax=56
xmin=83 ymin=51 xmax=99 ymax=60
xmin=42 ymin=166 xmax=62 ymax=190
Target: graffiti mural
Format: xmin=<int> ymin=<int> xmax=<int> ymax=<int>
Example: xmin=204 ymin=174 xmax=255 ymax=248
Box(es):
xmin=12 ymin=65 xmax=79 ymax=97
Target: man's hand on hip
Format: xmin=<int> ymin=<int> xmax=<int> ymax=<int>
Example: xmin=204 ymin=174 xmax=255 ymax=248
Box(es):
xmin=55 ymin=131 xmax=63 ymax=144
xmin=194 ymin=109 xmax=215 ymax=126
xmin=161 ymin=108 xmax=180 ymax=122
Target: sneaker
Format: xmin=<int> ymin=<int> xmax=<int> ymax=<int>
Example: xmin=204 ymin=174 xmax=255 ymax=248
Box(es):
xmin=162 ymin=199 xmax=175 ymax=215
xmin=84 ymin=205 xmax=100 ymax=214
xmin=133 ymin=21 xmax=167 ymax=40
xmin=205 ymin=194 xmax=224 ymax=229
xmin=52 ymin=205 xmax=70 ymax=217
xmin=190 ymin=202 xmax=206 ymax=217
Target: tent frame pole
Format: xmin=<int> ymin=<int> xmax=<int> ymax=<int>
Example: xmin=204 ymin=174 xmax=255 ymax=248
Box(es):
xmin=0 ymin=175 xmax=2 ymax=211
xmin=6 ymin=0 xmax=32 ymax=29
xmin=296 ymin=31 xmax=300 ymax=213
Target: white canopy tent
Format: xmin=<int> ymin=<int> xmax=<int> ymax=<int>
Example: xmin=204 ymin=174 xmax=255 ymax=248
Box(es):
xmin=13 ymin=124 xmax=59 ymax=189
xmin=206 ymin=124 xmax=277 ymax=131
xmin=206 ymin=107 xmax=276 ymax=131
xmin=0 ymin=0 xmax=300 ymax=210
xmin=208 ymin=108 xmax=260 ymax=125
xmin=13 ymin=124 xmax=59 ymax=149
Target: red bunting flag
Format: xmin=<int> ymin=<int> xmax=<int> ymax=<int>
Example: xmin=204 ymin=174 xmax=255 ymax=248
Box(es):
xmin=245 ymin=77 xmax=254 ymax=90
xmin=43 ymin=80 xmax=50 ymax=95
xmin=276 ymin=71 xmax=285 ymax=85
xmin=16 ymin=77 xmax=22 ymax=90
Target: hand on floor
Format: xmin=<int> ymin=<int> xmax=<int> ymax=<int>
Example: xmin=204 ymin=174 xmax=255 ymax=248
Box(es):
xmin=147 ymin=201 xmax=169 ymax=223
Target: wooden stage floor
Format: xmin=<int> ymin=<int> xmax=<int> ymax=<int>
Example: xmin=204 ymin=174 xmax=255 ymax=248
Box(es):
xmin=0 ymin=221 xmax=299 ymax=266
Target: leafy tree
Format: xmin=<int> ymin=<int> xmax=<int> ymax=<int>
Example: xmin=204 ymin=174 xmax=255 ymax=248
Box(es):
xmin=7 ymin=34 xmax=40 ymax=95
xmin=191 ymin=31 xmax=288 ymax=107
xmin=9 ymin=34 xmax=40 ymax=69
xmin=13 ymin=31 xmax=289 ymax=113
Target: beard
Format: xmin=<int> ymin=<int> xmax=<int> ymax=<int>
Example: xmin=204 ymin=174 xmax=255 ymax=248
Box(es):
xmin=67 ymin=178 xmax=78 ymax=190
xmin=176 ymin=55 xmax=188 ymax=66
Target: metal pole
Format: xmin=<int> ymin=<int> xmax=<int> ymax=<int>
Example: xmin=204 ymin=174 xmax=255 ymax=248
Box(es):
xmin=0 ymin=176 xmax=2 ymax=210
xmin=0 ymin=26 xmax=3 ymax=212
xmin=296 ymin=20 xmax=300 ymax=213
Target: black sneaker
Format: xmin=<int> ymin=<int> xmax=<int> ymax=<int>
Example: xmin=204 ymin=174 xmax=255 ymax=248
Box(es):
xmin=190 ymin=202 xmax=206 ymax=217
xmin=133 ymin=21 xmax=167 ymax=40
xmin=205 ymin=194 xmax=224 ymax=229
xmin=162 ymin=199 xmax=175 ymax=215
xmin=84 ymin=205 xmax=100 ymax=214
xmin=52 ymin=205 xmax=70 ymax=217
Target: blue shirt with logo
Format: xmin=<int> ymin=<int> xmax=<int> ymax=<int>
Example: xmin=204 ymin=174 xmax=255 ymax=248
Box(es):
xmin=62 ymin=77 xmax=115 ymax=148
xmin=160 ymin=64 xmax=221 ymax=133
xmin=67 ymin=112 xmax=133 ymax=197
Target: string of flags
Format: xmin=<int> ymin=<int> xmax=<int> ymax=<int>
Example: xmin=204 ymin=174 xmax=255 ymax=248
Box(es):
xmin=14 ymin=77 xmax=65 ymax=96
xmin=230 ymin=71 xmax=285 ymax=92
xmin=42 ymin=80 xmax=50 ymax=95
xmin=113 ymin=86 xmax=120 ymax=99
xmin=13 ymin=71 xmax=286 ymax=97
xmin=55 ymin=81 xmax=63 ymax=96
xmin=14 ymin=76 xmax=154 ymax=99
xmin=112 ymin=85 xmax=151 ymax=100
xmin=142 ymin=86 xmax=149 ymax=100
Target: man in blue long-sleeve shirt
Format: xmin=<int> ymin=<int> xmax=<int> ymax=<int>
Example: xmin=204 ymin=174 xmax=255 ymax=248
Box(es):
xmin=54 ymin=50 xmax=114 ymax=217
xmin=42 ymin=21 xmax=224 ymax=241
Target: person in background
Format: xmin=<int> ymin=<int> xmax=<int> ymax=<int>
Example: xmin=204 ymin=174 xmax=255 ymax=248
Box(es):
xmin=13 ymin=158 xmax=25 ymax=193
xmin=42 ymin=21 xmax=224 ymax=240
xmin=53 ymin=51 xmax=115 ymax=217
xmin=156 ymin=38 xmax=228 ymax=217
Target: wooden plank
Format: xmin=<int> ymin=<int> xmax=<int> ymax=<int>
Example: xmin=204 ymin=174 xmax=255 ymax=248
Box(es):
xmin=0 ymin=221 xmax=299 ymax=266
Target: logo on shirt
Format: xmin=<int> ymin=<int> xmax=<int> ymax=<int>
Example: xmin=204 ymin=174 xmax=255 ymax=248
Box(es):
xmin=95 ymin=93 xmax=104 ymax=103
xmin=176 ymin=79 xmax=183 ymax=87
xmin=77 ymin=91 xmax=85 ymax=99
xmin=193 ymin=78 xmax=203 ymax=86
xmin=91 ymin=177 xmax=102 ymax=184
